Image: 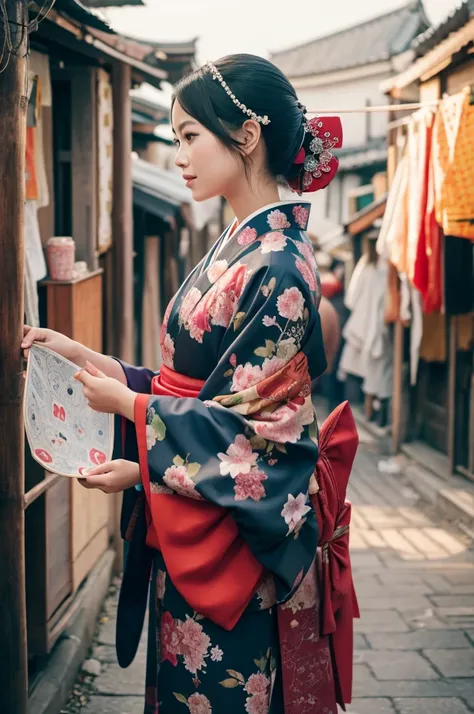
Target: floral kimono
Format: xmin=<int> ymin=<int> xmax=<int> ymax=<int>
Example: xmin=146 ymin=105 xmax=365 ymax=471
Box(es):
xmin=117 ymin=200 xmax=358 ymax=714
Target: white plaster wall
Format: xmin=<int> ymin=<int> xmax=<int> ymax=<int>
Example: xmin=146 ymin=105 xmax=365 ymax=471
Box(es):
xmin=295 ymin=70 xmax=393 ymax=148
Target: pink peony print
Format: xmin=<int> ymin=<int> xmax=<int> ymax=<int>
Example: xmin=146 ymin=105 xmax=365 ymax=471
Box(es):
xmin=179 ymin=286 xmax=202 ymax=325
xmin=157 ymin=570 xmax=166 ymax=601
xmin=234 ymin=467 xmax=268 ymax=501
xmin=296 ymin=239 xmax=317 ymax=269
xmin=231 ymin=362 xmax=262 ymax=393
xmin=161 ymin=333 xmax=175 ymax=368
xmin=160 ymin=612 xmax=183 ymax=666
xmin=267 ymin=209 xmax=290 ymax=230
xmin=262 ymin=315 xmax=277 ymax=328
xmin=261 ymin=356 xmax=287 ymax=379
xmin=218 ymin=434 xmax=258 ymax=478
xmin=245 ymin=693 xmax=269 ymax=714
xmin=245 ymin=673 xmax=270 ymax=696
xmin=163 ymin=464 xmax=202 ymax=500
xmin=207 ymin=259 xmax=228 ymax=284
xmin=187 ymin=303 xmax=211 ymax=344
xmin=210 ymin=291 xmax=236 ymax=328
xmin=210 ymin=645 xmax=223 ymax=662
xmin=199 ymin=262 xmax=249 ymax=331
xmin=229 ymin=353 xmax=237 ymax=367
xmin=295 ymin=256 xmax=318 ymax=292
xmin=260 ymin=231 xmax=287 ymax=254
xmin=292 ymin=205 xmax=309 ymax=229
xmin=277 ymin=287 xmax=305 ymax=321
xmin=238 ymin=227 xmax=258 ymax=246
xmin=251 ymin=396 xmax=314 ymax=444
xmin=179 ymin=616 xmax=211 ymax=675
xmin=188 ymin=693 xmax=212 ymax=714
xmin=281 ymin=492 xmax=312 ymax=534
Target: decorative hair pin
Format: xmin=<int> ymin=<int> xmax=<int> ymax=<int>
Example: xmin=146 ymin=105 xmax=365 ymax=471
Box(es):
xmin=289 ymin=116 xmax=343 ymax=194
xmin=205 ymin=61 xmax=271 ymax=126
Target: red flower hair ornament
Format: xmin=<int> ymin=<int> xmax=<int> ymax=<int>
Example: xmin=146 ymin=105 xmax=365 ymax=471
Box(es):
xmin=288 ymin=115 xmax=343 ymax=194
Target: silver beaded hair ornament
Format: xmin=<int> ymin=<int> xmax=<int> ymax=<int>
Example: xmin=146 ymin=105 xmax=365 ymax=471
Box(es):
xmin=205 ymin=60 xmax=271 ymax=126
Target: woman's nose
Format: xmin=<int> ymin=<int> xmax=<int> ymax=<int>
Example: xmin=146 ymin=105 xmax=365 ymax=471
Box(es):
xmin=174 ymin=145 xmax=188 ymax=169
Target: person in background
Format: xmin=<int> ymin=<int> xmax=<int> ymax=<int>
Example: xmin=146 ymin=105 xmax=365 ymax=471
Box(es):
xmin=318 ymin=257 xmax=348 ymax=411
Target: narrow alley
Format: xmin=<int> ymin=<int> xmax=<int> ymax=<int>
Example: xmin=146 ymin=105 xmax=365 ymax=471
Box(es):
xmin=62 ymin=422 xmax=474 ymax=714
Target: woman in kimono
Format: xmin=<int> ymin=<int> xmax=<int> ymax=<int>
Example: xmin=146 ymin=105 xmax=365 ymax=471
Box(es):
xmin=22 ymin=55 xmax=358 ymax=714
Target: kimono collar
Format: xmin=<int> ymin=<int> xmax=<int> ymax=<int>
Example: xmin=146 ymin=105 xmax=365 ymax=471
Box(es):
xmin=209 ymin=200 xmax=312 ymax=269
xmin=230 ymin=200 xmax=311 ymax=239
xmin=172 ymin=200 xmax=313 ymax=344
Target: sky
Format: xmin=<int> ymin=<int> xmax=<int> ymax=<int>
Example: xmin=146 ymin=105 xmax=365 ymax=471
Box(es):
xmin=103 ymin=0 xmax=463 ymax=68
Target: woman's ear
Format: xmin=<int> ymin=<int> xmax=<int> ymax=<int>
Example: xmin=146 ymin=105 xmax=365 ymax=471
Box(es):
xmin=239 ymin=119 xmax=262 ymax=156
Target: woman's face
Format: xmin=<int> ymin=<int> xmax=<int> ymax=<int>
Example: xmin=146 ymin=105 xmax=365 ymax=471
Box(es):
xmin=172 ymin=100 xmax=244 ymax=202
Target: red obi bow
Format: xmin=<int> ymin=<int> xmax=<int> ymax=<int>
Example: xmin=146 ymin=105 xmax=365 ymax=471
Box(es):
xmin=312 ymin=401 xmax=360 ymax=707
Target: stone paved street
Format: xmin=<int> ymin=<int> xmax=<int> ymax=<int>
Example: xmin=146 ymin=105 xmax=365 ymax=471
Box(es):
xmin=73 ymin=423 xmax=474 ymax=714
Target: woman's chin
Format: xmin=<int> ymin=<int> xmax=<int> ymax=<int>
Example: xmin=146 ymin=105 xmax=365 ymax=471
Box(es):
xmin=191 ymin=184 xmax=218 ymax=203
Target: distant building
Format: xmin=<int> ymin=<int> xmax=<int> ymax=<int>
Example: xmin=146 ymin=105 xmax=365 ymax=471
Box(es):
xmin=271 ymin=1 xmax=429 ymax=250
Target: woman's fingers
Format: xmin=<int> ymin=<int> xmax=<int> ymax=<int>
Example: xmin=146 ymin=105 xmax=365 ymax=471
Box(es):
xmin=78 ymin=473 xmax=110 ymax=491
xmin=83 ymin=461 xmax=115 ymax=476
xmin=21 ymin=327 xmax=42 ymax=349
xmin=74 ymin=369 xmax=94 ymax=386
xmin=84 ymin=361 xmax=106 ymax=378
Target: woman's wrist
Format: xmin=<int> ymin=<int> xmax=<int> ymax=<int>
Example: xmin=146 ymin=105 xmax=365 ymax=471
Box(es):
xmin=68 ymin=339 xmax=88 ymax=367
xmin=119 ymin=388 xmax=136 ymax=422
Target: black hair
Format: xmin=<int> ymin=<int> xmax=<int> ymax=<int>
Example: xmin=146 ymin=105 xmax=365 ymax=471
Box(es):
xmin=172 ymin=54 xmax=306 ymax=183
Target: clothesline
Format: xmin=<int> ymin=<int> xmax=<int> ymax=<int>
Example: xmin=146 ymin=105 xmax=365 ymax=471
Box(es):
xmin=308 ymin=101 xmax=439 ymax=115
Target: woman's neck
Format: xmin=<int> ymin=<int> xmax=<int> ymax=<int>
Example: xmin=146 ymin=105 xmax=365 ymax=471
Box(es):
xmin=225 ymin=178 xmax=280 ymax=226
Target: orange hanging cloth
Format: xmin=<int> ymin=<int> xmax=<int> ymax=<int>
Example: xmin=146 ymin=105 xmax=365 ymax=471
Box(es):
xmin=432 ymin=87 xmax=474 ymax=241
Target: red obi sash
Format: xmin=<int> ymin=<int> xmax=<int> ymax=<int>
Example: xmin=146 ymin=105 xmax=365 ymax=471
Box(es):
xmin=135 ymin=365 xmax=264 ymax=631
xmin=131 ymin=365 xmax=359 ymax=709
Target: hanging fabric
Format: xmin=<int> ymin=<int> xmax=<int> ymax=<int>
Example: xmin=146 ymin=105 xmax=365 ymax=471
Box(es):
xmin=432 ymin=87 xmax=474 ymax=241
xmin=407 ymin=109 xmax=435 ymax=291
xmin=360 ymin=259 xmax=393 ymax=401
xmin=30 ymin=52 xmax=52 ymax=209
xmin=376 ymin=155 xmax=409 ymax=273
xmin=26 ymin=74 xmax=40 ymax=201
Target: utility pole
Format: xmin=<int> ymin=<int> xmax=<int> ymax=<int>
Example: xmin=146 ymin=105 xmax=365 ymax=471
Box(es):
xmin=0 ymin=0 xmax=29 ymax=711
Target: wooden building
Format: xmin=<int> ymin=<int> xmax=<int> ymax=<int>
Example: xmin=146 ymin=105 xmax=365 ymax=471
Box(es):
xmin=8 ymin=0 xmax=180 ymax=699
xmin=381 ymin=0 xmax=474 ymax=481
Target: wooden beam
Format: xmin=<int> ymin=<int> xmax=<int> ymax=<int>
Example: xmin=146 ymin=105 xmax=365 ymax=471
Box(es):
xmin=112 ymin=61 xmax=134 ymax=362
xmin=0 ymin=0 xmax=28 ymax=710
xmin=447 ymin=316 xmax=458 ymax=479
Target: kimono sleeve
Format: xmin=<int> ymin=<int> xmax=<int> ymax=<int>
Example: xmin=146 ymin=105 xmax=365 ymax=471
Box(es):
xmin=112 ymin=359 xmax=157 ymax=539
xmin=134 ymin=253 xmax=323 ymax=617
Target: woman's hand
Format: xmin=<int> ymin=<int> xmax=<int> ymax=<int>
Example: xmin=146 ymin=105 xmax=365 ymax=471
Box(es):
xmin=21 ymin=325 xmax=76 ymax=361
xmin=74 ymin=361 xmax=136 ymax=419
xmin=79 ymin=459 xmax=141 ymax=493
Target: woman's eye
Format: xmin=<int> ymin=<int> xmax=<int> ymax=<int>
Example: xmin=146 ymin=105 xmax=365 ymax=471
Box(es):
xmin=173 ymin=138 xmax=180 ymax=146
xmin=184 ymin=133 xmax=197 ymax=142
